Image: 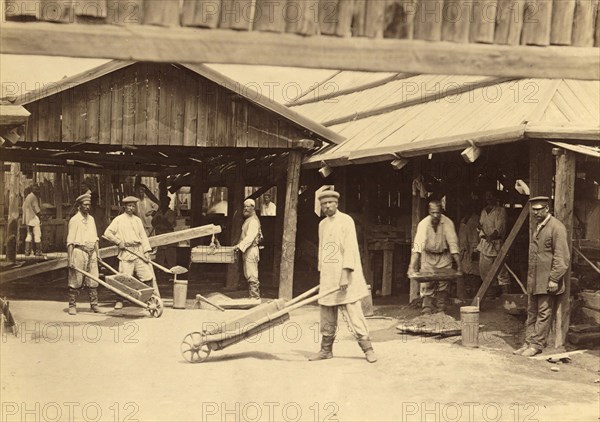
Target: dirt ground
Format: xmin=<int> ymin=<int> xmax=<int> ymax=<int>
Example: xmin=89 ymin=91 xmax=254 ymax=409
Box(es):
xmin=1 ymin=284 xmax=599 ymax=422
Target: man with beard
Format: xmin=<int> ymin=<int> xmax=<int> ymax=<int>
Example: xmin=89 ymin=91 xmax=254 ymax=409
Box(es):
xmin=235 ymin=198 xmax=263 ymax=300
xmin=409 ymin=200 xmax=462 ymax=315
xmin=104 ymin=196 xmax=155 ymax=310
xmin=67 ymin=194 xmax=102 ymax=315
xmin=309 ymin=190 xmax=377 ymax=363
xmin=513 ymin=196 xmax=570 ymax=357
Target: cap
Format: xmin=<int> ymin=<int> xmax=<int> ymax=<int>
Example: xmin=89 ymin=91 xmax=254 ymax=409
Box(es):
xmin=122 ymin=196 xmax=139 ymax=204
xmin=243 ymin=198 xmax=256 ymax=207
xmin=317 ymin=190 xmax=340 ymax=202
xmin=529 ymin=196 xmax=550 ymax=209
xmin=76 ymin=193 xmax=91 ymax=204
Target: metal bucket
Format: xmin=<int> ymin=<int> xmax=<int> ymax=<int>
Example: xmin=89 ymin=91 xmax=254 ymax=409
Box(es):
xmin=460 ymin=306 xmax=480 ymax=348
xmin=173 ymin=280 xmax=188 ymax=309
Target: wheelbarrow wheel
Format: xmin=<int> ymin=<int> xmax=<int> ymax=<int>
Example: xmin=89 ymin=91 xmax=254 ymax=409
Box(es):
xmin=147 ymin=295 xmax=164 ymax=318
xmin=181 ymin=332 xmax=212 ymax=363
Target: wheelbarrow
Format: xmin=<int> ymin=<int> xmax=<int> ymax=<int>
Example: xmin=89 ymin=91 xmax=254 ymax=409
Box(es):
xmin=72 ymin=259 xmax=164 ymax=318
xmin=181 ymin=285 xmax=340 ymax=363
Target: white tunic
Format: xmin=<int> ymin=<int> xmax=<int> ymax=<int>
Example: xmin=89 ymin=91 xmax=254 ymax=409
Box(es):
xmin=318 ymin=211 xmax=368 ymax=306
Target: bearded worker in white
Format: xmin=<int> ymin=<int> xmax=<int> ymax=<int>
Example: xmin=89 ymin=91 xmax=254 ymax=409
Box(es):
xmin=310 ymin=190 xmax=377 ymax=363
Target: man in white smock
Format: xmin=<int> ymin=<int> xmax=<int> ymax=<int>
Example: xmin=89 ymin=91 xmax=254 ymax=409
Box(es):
xmin=309 ymin=190 xmax=377 ymax=363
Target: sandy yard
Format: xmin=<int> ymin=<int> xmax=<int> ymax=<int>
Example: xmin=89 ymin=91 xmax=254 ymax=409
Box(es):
xmin=1 ymin=296 xmax=599 ymax=422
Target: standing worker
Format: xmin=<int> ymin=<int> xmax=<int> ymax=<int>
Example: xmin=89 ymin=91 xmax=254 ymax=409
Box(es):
xmin=136 ymin=185 xmax=158 ymax=236
xmin=67 ymin=194 xmax=102 ymax=315
xmin=151 ymin=195 xmax=177 ymax=275
xmin=478 ymin=190 xmax=510 ymax=295
xmin=235 ymin=199 xmax=262 ymax=300
xmin=513 ymin=196 xmax=570 ymax=357
xmin=310 ymin=190 xmax=377 ymax=363
xmin=22 ymin=183 xmax=43 ymax=256
xmin=104 ymin=196 xmax=156 ymax=310
xmin=408 ymin=200 xmax=462 ymax=315
xmin=260 ymin=192 xmax=277 ymax=216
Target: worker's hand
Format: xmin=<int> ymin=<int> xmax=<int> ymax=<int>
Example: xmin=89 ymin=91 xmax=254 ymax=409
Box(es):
xmin=144 ymin=251 xmax=151 ymax=262
xmin=69 ymin=261 xmax=76 ymax=270
xmin=548 ymin=280 xmax=559 ymax=293
xmin=118 ymin=241 xmax=126 ymax=250
xmin=339 ymin=269 xmax=350 ymax=291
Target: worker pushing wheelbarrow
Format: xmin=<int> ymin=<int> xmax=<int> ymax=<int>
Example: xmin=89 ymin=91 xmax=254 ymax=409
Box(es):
xmin=181 ymin=285 xmax=340 ymax=363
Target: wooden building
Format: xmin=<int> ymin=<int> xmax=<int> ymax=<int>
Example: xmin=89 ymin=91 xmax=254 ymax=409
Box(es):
xmin=286 ymin=71 xmax=599 ymax=346
xmin=0 ymin=61 xmax=342 ymax=299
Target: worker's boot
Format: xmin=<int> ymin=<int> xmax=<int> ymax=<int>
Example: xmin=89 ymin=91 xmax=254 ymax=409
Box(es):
xmin=436 ymin=291 xmax=449 ymax=313
xmin=68 ymin=287 xmax=78 ymax=315
xmin=34 ymin=242 xmax=43 ymax=256
xmin=24 ymin=241 xmax=32 ymax=256
xmin=248 ymin=280 xmax=261 ymax=300
xmin=357 ymin=335 xmax=377 ymax=363
xmin=421 ymin=296 xmax=434 ymax=315
xmin=89 ymin=288 xmax=103 ymax=313
xmin=309 ymin=335 xmax=335 ymax=361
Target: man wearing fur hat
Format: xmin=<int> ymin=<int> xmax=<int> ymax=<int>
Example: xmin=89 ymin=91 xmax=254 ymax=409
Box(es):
xmin=235 ymin=198 xmax=262 ymax=300
xmin=67 ymin=194 xmax=102 ymax=315
xmin=310 ymin=190 xmax=377 ymax=363
xmin=104 ymin=196 xmax=155 ymax=310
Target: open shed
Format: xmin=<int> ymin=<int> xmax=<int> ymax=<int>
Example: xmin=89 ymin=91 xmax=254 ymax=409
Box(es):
xmin=288 ymin=71 xmax=600 ymax=345
xmin=0 ymin=60 xmax=343 ymax=299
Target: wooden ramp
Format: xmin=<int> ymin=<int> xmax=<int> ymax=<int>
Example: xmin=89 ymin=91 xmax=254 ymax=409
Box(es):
xmin=0 ymin=224 xmax=221 ymax=284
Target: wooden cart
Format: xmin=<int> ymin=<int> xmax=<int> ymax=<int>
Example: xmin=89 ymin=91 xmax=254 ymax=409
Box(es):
xmin=181 ymin=286 xmax=339 ymax=363
xmin=73 ymin=267 xmax=164 ymax=318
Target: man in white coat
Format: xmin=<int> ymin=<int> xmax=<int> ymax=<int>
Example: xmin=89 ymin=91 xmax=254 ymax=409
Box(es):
xmin=310 ymin=190 xmax=377 ymax=363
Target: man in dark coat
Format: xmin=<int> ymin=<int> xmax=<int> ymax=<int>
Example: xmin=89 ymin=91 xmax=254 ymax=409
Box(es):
xmin=514 ymin=196 xmax=570 ymax=357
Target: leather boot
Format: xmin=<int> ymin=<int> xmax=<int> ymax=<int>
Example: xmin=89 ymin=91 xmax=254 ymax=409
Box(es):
xmin=436 ymin=290 xmax=449 ymax=313
xmin=248 ymin=280 xmax=261 ymax=300
xmin=309 ymin=335 xmax=335 ymax=361
xmin=34 ymin=242 xmax=43 ymax=256
xmin=24 ymin=241 xmax=32 ymax=256
xmin=421 ymin=296 xmax=434 ymax=315
xmin=89 ymin=288 xmax=103 ymax=313
xmin=68 ymin=287 xmax=78 ymax=315
xmin=358 ymin=336 xmax=378 ymax=363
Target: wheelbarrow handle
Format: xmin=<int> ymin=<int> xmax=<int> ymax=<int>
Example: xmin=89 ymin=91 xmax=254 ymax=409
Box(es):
xmin=102 ymin=235 xmax=172 ymax=274
xmin=97 ymin=257 xmax=119 ymax=275
xmin=71 ymin=266 xmax=148 ymax=308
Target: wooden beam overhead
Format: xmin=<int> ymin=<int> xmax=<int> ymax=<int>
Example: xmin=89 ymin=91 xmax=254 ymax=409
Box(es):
xmin=2 ymin=22 xmax=599 ymax=80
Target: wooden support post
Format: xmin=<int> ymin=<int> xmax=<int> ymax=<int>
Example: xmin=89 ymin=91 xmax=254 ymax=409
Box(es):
xmin=361 ymin=169 xmax=374 ymax=290
xmin=529 ymin=142 xmax=554 ymax=233
xmin=0 ymin=161 xmax=4 ymax=218
xmin=278 ymin=150 xmax=302 ymax=300
xmin=103 ymin=172 xmax=112 ymax=228
xmin=226 ymin=161 xmax=245 ymax=291
xmin=410 ymin=159 xmax=424 ymax=303
xmin=337 ymin=166 xmax=348 ymax=211
xmin=381 ymin=243 xmax=394 ymax=296
xmin=190 ymin=170 xmax=208 ymax=247
xmin=272 ymin=175 xmax=286 ymax=287
xmin=0 ymin=161 xmax=4 ymax=256
xmin=6 ymin=163 xmax=21 ymax=263
xmin=54 ymin=172 xmax=63 ymax=220
xmin=553 ymin=148 xmax=575 ymax=348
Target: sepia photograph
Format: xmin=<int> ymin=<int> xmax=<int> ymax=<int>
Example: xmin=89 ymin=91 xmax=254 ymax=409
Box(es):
xmin=0 ymin=0 xmax=599 ymax=421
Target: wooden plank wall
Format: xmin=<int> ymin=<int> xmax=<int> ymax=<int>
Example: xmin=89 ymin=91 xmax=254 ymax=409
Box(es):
xmin=5 ymin=0 xmax=600 ymax=48
xmin=24 ymin=63 xmax=305 ymax=148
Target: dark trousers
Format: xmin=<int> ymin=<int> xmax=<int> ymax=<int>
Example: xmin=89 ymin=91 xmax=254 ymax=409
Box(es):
xmin=525 ymin=293 xmax=557 ymax=350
